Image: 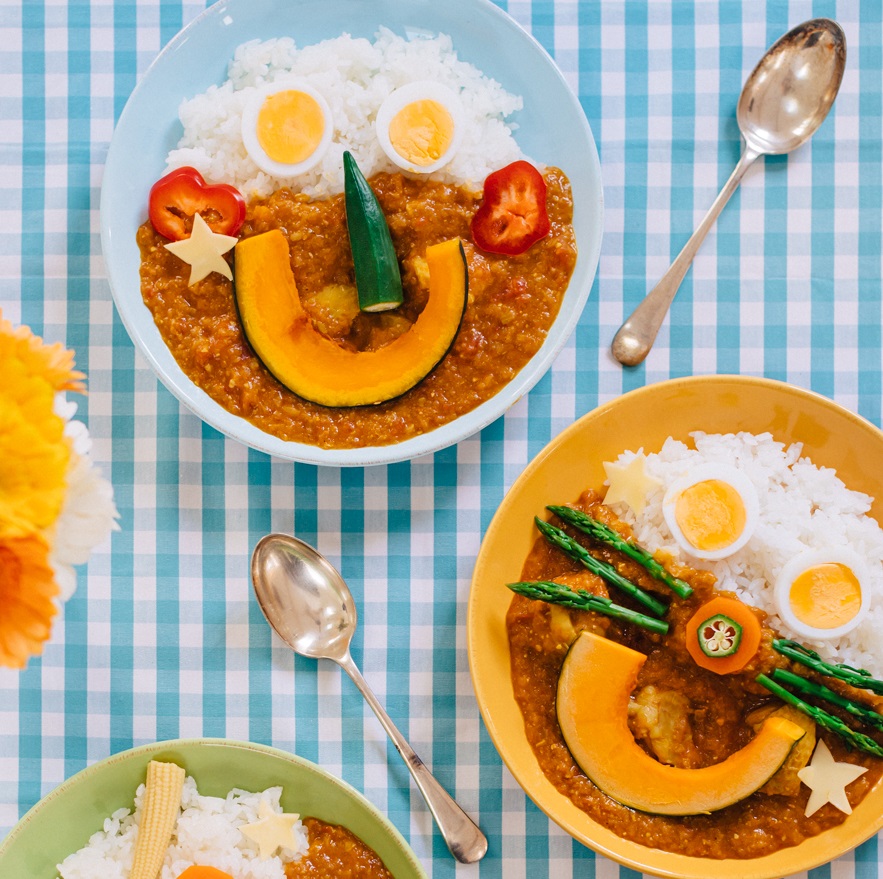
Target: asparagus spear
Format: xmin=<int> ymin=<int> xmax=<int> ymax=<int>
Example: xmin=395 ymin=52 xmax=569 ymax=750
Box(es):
xmin=757 ymin=673 xmax=883 ymax=758
xmin=547 ymin=505 xmax=693 ymax=598
xmin=770 ymin=668 xmax=883 ymax=732
xmin=507 ymin=580 xmax=669 ymax=635
xmin=535 ymin=518 xmax=668 ymax=618
xmin=773 ymin=639 xmax=883 ymax=695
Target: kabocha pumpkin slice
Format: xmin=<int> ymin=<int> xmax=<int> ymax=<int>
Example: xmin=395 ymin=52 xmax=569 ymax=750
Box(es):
xmin=234 ymin=230 xmax=467 ymax=407
xmin=556 ymin=631 xmax=805 ymax=816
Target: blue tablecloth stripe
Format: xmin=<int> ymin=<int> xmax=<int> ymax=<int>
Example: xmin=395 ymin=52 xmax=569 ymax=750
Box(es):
xmin=713 ymin=2 xmax=741 ymax=377
xmin=669 ymin=4 xmax=696 ymax=377
xmin=22 ymin=2 xmax=44 ymax=336
xmin=858 ymin=9 xmax=883 ymax=429
xmin=860 ymin=837 xmax=882 ymax=879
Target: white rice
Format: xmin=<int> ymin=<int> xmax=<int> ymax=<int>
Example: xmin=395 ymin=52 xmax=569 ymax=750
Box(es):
xmin=167 ymin=29 xmax=525 ymax=201
xmin=606 ymin=432 xmax=883 ymax=675
xmin=57 ymin=776 xmax=308 ymax=879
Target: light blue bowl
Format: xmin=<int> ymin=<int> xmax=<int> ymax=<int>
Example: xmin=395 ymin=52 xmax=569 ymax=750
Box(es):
xmin=100 ymin=0 xmax=603 ymax=466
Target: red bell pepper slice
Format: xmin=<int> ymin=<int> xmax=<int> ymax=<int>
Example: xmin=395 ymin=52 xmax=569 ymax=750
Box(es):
xmin=148 ymin=166 xmax=246 ymax=241
xmin=471 ymin=160 xmax=550 ymax=256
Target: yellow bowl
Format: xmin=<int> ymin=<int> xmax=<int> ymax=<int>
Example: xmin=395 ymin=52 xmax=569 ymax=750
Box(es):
xmin=467 ymin=374 xmax=883 ymax=879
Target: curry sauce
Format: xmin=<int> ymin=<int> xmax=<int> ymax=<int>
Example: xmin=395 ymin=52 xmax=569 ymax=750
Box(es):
xmin=507 ymin=491 xmax=883 ymax=858
xmin=137 ymin=170 xmax=576 ymax=449
xmin=284 ymin=818 xmax=394 ymax=878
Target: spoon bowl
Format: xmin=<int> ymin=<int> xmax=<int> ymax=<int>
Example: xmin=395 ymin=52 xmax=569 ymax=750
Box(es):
xmin=611 ymin=18 xmax=846 ymax=367
xmin=738 ymin=19 xmax=846 ymax=155
xmin=251 ymin=533 xmax=488 ymax=864
xmin=252 ymin=534 xmax=355 ymax=662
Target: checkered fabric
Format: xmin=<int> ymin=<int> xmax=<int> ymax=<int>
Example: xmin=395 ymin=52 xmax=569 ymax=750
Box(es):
xmin=2 ymin=1 xmax=882 ymax=877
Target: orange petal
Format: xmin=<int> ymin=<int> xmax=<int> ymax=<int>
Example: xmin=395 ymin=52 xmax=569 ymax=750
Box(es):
xmin=0 ymin=394 xmax=70 ymax=537
xmin=0 ymin=534 xmax=59 ymax=669
xmin=0 ymin=310 xmax=85 ymax=393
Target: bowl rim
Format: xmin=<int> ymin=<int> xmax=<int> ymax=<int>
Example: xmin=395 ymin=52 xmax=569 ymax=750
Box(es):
xmin=467 ymin=373 xmax=883 ymax=878
xmin=99 ymin=0 xmax=604 ymax=467
xmin=0 ymin=736 xmax=428 ymax=879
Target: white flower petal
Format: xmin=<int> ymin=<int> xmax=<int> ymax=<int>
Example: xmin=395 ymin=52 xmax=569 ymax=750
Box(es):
xmin=52 ymin=561 xmax=78 ymax=602
xmin=44 ymin=418 xmax=120 ymax=601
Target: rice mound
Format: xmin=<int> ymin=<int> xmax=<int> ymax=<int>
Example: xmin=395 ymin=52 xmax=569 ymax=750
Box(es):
xmin=607 ymin=432 xmax=883 ymax=675
xmin=167 ymin=28 xmax=525 ymax=200
xmin=57 ymin=776 xmax=307 ymax=879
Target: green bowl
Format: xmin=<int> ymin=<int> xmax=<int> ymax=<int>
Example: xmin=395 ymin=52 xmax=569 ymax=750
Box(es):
xmin=0 ymin=738 xmax=428 ymax=878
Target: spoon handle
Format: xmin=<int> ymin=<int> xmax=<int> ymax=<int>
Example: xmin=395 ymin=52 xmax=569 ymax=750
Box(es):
xmin=611 ymin=145 xmax=761 ymax=367
xmin=338 ymin=653 xmax=488 ymax=864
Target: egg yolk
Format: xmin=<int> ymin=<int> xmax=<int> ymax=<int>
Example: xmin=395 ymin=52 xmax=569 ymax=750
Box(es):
xmin=789 ymin=563 xmax=862 ymax=629
xmin=256 ymin=90 xmax=325 ymax=165
xmin=674 ymin=479 xmax=746 ymax=552
xmin=388 ymin=99 xmax=454 ymax=167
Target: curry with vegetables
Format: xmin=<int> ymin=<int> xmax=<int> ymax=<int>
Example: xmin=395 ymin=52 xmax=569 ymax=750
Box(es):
xmin=137 ymin=168 xmax=576 ymax=448
xmin=506 ymin=491 xmax=883 ymax=858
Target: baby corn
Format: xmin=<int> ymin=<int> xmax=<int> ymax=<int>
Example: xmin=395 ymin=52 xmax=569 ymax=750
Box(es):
xmin=130 ymin=760 xmax=186 ymax=879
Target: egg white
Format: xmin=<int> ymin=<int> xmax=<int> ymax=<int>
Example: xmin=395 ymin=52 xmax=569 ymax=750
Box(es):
xmin=661 ymin=463 xmax=760 ymax=561
xmin=375 ymin=80 xmax=463 ymax=174
xmin=774 ymin=547 xmax=870 ymax=640
xmin=241 ymin=80 xmax=334 ymax=178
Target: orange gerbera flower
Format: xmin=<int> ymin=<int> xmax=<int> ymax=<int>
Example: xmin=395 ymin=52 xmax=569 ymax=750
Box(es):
xmin=0 ymin=310 xmax=84 ymax=393
xmin=0 ymin=391 xmax=70 ymax=538
xmin=0 ymin=533 xmax=59 ymax=669
xmin=0 ymin=314 xmax=74 ymax=537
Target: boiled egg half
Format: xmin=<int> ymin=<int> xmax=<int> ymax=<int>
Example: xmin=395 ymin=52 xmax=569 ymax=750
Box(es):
xmin=661 ymin=463 xmax=759 ymax=561
xmin=775 ymin=548 xmax=870 ymax=639
xmin=375 ymin=81 xmax=463 ymax=174
xmin=241 ymin=80 xmax=333 ymax=177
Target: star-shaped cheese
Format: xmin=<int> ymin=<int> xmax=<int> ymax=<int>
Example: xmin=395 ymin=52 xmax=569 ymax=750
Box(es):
xmin=602 ymin=452 xmax=662 ymax=516
xmin=164 ymin=212 xmax=238 ymax=285
xmin=239 ymin=799 xmax=302 ymax=859
xmin=797 ymin=738 xmax=867 ymax=817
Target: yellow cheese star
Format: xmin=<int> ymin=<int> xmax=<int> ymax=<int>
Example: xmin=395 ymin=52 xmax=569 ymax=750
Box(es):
xmin=239 ymin=799 xmax=302 ymax=859
xmin=602 ymin=452 xmax=662 ymax=516
xmin=797 ymin=739 xmax=867 ymax=816
xmin=163 ymin=212 xmax=238 ymax=285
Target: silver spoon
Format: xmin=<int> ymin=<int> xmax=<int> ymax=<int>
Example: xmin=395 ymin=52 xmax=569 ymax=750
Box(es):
xmin=611 ymin=18 xmax=846 ymax=367
xmin=251 ymin=533 xmax=488 ymax=864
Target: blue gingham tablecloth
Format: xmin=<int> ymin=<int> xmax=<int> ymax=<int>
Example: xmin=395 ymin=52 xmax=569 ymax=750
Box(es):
xmin=2 ymin=1 xmax=882 ymax=877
